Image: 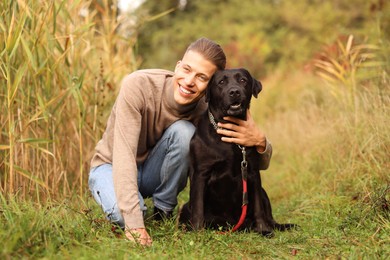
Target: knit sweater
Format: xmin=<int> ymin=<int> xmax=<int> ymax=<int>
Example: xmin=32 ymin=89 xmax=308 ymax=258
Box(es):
xmin=90 ymin=69 xmax=207 ymax=229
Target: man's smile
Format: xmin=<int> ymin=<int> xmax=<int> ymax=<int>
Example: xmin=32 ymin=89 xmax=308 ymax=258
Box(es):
xmin=179 ymin=85 xmax=195 ymax=95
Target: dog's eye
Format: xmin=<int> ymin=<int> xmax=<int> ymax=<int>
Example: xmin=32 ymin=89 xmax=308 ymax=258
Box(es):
xmin=240 ymin=78 xmax=247 ymax=83
xmin=218 ymin=80 xmax=225 ymax=85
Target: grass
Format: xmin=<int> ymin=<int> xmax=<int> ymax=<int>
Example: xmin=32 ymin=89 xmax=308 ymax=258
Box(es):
xmin=1 ymin=187 xmax=388 ymax=259
xmin=1 ymin=73 xmax=389 ymax=258
xmin=0 ymin=0 xmax=136 ymax=198
xmin=1 ymin=0 xmax=389 ymax=259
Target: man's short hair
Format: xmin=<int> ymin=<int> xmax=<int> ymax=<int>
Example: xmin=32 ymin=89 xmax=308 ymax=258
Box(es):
xmin=186 ymin=38 xmax=226 ymax=70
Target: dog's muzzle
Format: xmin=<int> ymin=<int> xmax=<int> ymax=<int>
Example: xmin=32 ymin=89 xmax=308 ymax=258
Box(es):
xmin=225 ymin=87 xmax=246 ymax=116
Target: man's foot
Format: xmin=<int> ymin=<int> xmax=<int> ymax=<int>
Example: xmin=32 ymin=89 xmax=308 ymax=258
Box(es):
xmin=153 ymin=207 xmax=173 ymax=221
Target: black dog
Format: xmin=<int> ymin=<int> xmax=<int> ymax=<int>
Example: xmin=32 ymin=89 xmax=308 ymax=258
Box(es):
xmin=178 ymin=68 xmax=295 ymax=235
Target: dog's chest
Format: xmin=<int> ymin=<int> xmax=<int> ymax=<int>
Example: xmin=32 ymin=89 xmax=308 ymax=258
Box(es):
xmin=208 ymin=145 xmax=244 ymax=179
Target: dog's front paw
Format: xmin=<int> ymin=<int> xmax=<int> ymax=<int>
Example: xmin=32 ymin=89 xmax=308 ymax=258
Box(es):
xmin=190 ymin=219 xmax=205 ymax=231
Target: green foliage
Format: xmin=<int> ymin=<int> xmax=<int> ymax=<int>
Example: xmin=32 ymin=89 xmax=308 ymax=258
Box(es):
xmin=137 ymin=0 xmax=389 ymax=78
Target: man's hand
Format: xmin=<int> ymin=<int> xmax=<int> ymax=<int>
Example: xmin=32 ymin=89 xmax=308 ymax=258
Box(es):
xmin=125 ymin=228 xmax=152 ymax=246
xmin=216 ymin=110 xmax=267 ymax=152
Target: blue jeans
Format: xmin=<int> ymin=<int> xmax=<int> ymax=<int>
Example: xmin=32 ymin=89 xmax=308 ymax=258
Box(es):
xmin=88 ymin=120 xmax=195 ymax=228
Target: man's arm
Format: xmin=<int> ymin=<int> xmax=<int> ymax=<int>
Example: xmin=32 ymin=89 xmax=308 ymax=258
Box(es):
xmin=215 ymin=109 xmax=272 ymax=169
xmin=112 ymin=74 xmax=152 ymax=245
xmin=255 ymin=137 xmax=272 ymax=170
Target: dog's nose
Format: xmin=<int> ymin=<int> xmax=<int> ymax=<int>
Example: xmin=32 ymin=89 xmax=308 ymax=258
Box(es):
xmin=229 ymin=89 xmax=241 ymax=97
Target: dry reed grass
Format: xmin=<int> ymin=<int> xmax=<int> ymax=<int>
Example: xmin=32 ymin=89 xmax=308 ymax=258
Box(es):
xmin=253 ymin=35 xmax=389 ymax=204
xmin=0 ymin=0 xmax=138 ymax=199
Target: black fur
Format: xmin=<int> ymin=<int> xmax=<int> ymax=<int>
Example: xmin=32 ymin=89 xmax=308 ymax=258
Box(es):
xmin=178 ymin=68 xmax=296 ymax=235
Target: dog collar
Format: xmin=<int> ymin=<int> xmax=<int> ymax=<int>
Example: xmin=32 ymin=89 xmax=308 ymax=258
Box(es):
xmin=208 ymin=110 xmax=221 ymax=131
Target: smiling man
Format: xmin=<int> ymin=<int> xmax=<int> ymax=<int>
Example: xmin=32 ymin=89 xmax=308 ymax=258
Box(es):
xmin=88 ymin=38 xmax=271 ymax=246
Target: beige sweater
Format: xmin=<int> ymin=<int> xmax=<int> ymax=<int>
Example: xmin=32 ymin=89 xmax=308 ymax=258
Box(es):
xmin=90 ymin=69 xmax=207 ymax=229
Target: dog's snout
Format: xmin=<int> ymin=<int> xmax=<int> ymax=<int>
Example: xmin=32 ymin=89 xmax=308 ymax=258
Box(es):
xmin=229 ymin=88 xmax=241 ymax=98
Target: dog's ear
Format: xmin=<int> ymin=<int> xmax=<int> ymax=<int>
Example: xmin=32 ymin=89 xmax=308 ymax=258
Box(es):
xmin=205 ymin=73 xmax=216 ymax=103
xmin=240 ymin=68 xmax=262 ymax=98
xmin=252 ymin=78 xmax=262 ymax=98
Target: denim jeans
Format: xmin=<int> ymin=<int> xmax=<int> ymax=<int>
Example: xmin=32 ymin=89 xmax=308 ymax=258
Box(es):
xmin=88 ymin=120 xmax=195 ymax=228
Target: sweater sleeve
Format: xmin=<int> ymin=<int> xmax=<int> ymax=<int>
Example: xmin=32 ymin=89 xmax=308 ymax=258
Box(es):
xmin=258 ymin=139 xmax=273 ymax=170
xmin=112 ymin=75 xmax=145 ymax=229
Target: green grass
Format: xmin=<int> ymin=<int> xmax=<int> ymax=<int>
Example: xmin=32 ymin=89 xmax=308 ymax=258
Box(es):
xmin=1 ymin=186 xmax=389 ymax=259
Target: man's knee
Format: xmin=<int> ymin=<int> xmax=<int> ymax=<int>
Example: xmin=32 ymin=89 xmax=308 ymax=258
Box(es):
xmin=167 ymin=120 xmax=195 ymax=148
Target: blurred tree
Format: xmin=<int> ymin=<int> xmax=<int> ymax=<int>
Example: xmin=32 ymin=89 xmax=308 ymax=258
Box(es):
xmin=134 ymin=0 xmax=389 ymax=78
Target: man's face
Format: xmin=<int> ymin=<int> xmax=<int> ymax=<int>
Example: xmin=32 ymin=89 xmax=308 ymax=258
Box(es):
xmin=173 ymin=50 xmax=217 ymax=106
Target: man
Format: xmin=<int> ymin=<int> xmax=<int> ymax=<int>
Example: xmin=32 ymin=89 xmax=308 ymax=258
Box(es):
xmin=89 ymin=38 xmax=272 ymax=246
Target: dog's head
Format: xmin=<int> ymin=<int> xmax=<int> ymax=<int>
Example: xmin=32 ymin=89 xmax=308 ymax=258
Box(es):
xmin=206 ymin=68 xmax=262 ymax=121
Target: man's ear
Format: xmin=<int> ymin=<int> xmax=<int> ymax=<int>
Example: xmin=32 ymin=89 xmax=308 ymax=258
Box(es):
xmin=252 ymin=78 xmax=262 ymax=98
xmin=174 ymin=60 xmax=181 ymax=72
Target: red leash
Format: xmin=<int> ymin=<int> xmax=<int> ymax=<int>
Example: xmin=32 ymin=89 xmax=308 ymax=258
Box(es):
xmin=229 ymin=145 xmax=249 ymax=233
xmin=231 ymin=178 xmax=248 ymax=232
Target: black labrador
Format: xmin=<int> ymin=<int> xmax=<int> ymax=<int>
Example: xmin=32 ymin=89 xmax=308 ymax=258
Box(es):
xmin=178 ymin=68 xmax=295 ymax=235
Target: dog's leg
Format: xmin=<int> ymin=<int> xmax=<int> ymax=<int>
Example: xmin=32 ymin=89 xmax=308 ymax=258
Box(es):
xmin=250 ymin=174 xmax=275 ymax=236
xmin=178 ymin=163 xmax=207 ymax=230
xmin=189 ymin=174 xmax=207 ymax=230
xmin=178 ymin=202 xmax=190 ymax=225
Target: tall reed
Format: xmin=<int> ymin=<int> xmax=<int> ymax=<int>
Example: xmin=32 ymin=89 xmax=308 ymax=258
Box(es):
xmin=0 ymin=0 xmax=138 ymax=199
xmin=313 ymin=35 xmax=382 ymax=113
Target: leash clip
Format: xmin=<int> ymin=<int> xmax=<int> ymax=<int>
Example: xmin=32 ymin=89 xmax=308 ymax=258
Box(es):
xmin=238 ymin=145 xmax=248 ymax=171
